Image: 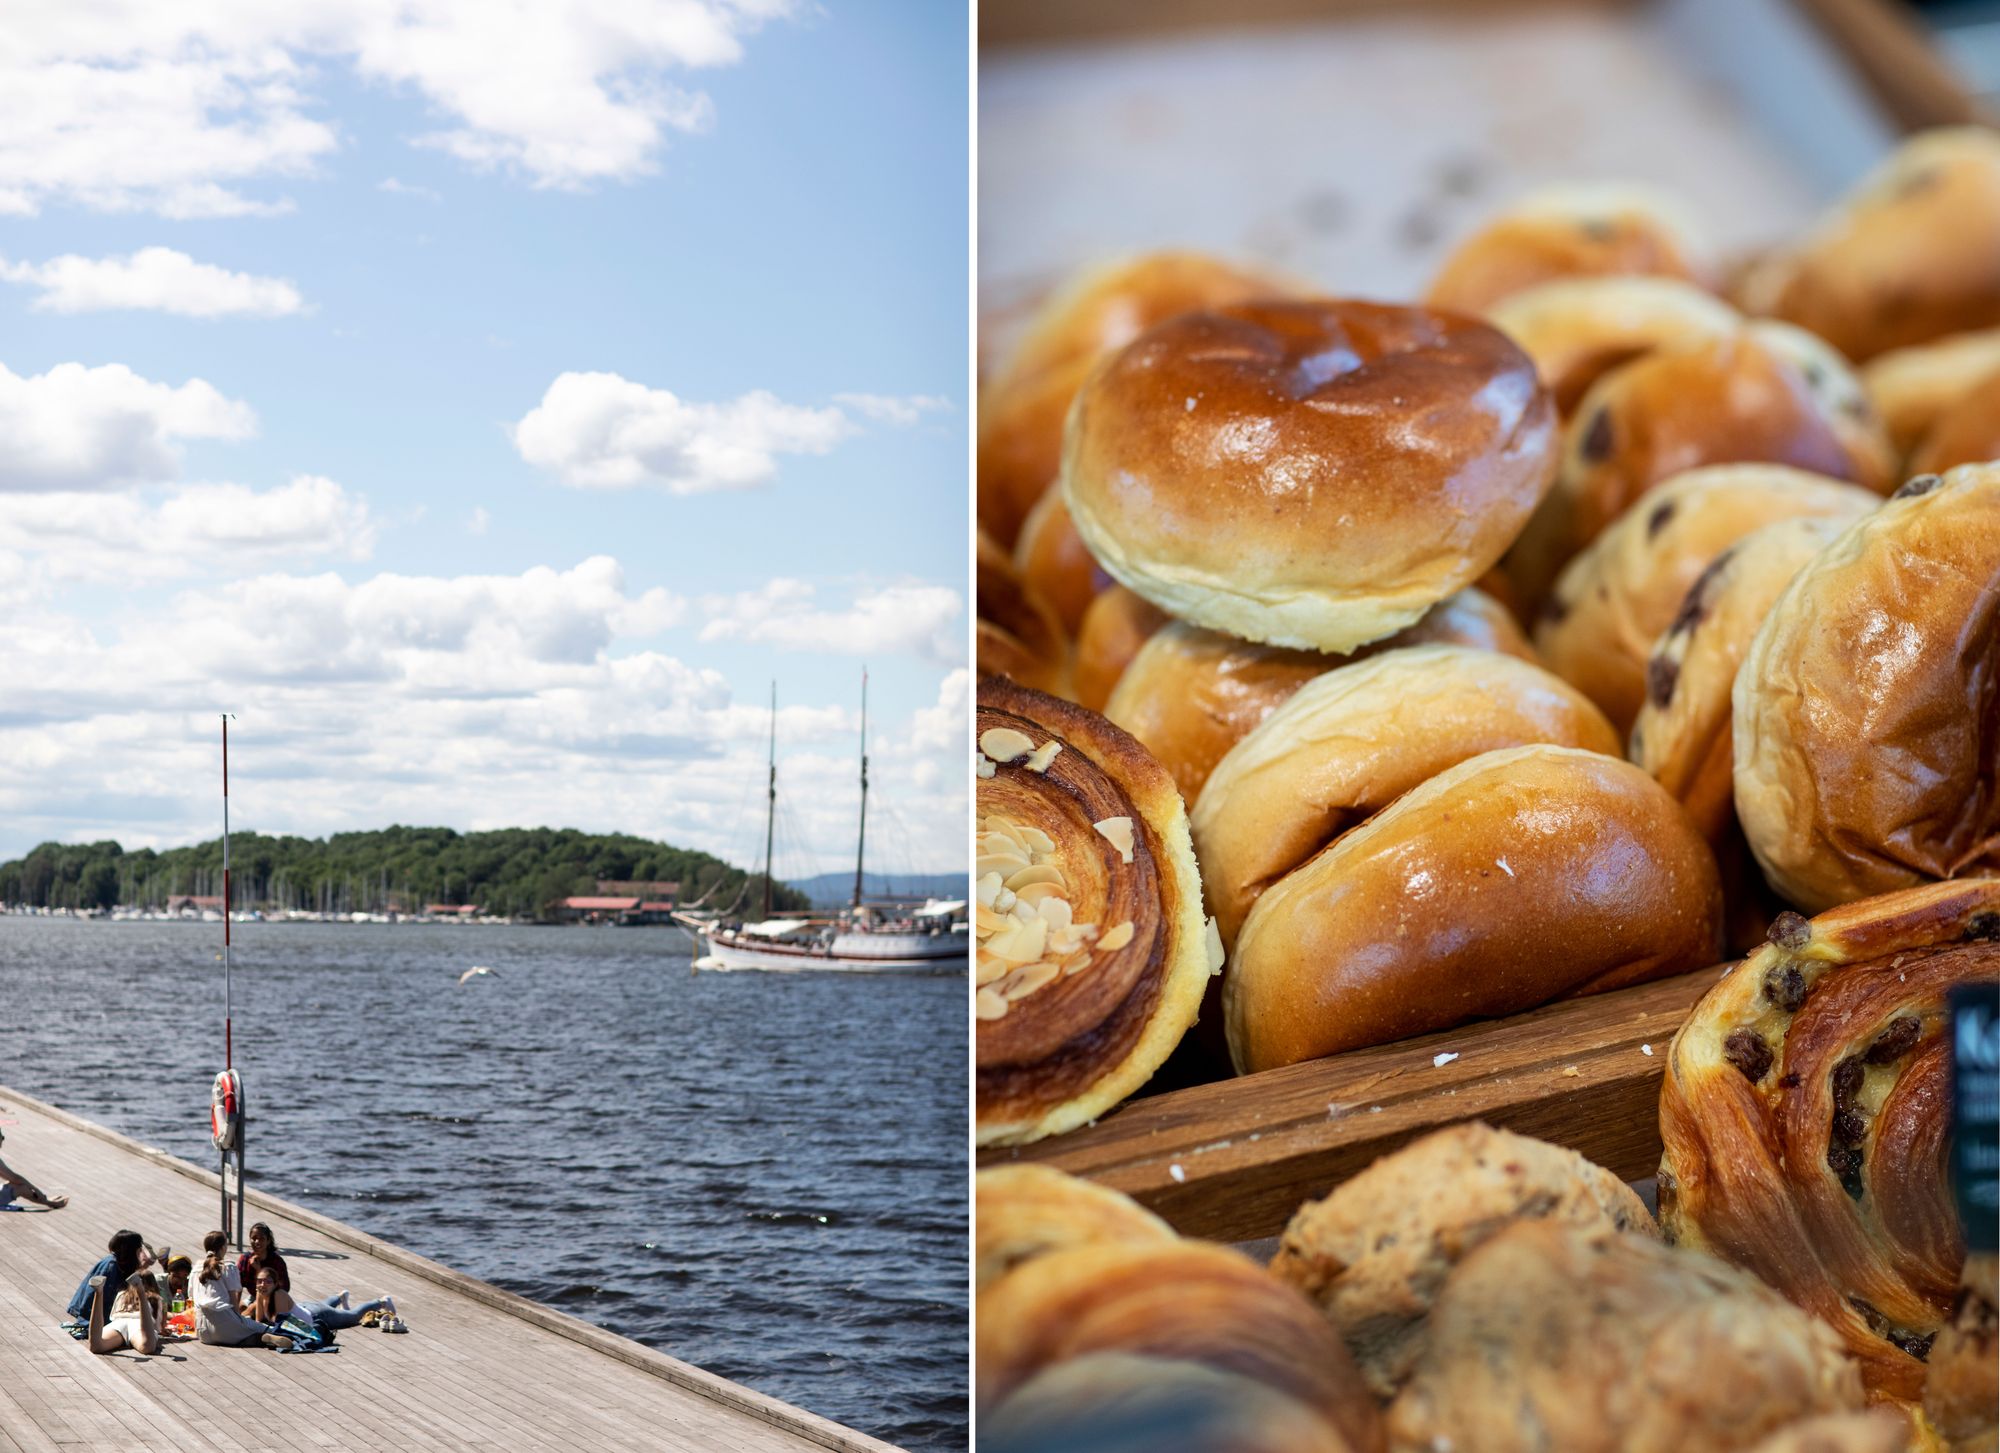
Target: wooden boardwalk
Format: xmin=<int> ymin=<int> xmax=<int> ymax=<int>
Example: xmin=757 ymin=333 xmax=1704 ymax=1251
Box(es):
xmin=0 ymin=1086 xmax=905 ymax=1453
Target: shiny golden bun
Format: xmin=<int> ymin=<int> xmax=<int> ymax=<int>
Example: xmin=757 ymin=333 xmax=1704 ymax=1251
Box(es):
xmin=1013 ymin=484 xmax=1103 ymax=636
xmin=1505 ymin=321 xmax=1895 ymax=605
xmin=1488 ymin=274 xmax=1738 ymax=415
xmin=1860 ymin=326 xmax=2000 ymax=457
xmin=977 ymin=530 xmax=1071 ymax=698
xmin=1065 ymin=300 xmax=1558 ymax=653
xmin=1193 ymin=645 xmax=1617 ymax=951
xmin=1426 ymin=184 xmax=1714 ymax=316
xmin=1535 ymin=465 xmax=1878 ymax=732
xmin=979 ymin=251 xmax=1294 ymax=546
xmin=1909 ymin=366 xmax=2000 ymax=476
xmin=1226 ymin=743 xmax=1721 ymax=1071
xmin=1106 ymin=588 xmax=1531 ymax=804
xmin=1734 ymin=464 xmax=2000 ymax=912
xmin=1737 ymin=127 xmax=2000 ymax=362
xmin=973 ymin=1164 xmax=1175 ymax=1296
xmin=1072 ymin=584 xmax=1169 ymax=714
xmin=976 ymin=679 xmax=1216 ymax=1145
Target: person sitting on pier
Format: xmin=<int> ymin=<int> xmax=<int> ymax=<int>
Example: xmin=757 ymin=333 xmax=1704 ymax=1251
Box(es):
xmin=192 ymin=1231 xmax=272 ymax=1346
xmin=248 ymin=1265 xmax=329 ymax=1351
xmin=64 ymin=1229 xmax=144 ymax=1323
xmin=0 ymin=1128 xmax=68 ymax=1210
xmin=235 ymin=1221 xmax=289 ymax=1295
xmin=86 ymin=1266 xmax=163 ymax=1355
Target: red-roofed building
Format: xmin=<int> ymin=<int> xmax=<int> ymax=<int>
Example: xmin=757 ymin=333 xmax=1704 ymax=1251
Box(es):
xmin=424 ymin=904 xmax=480 ymax=918
xmin=559 ymin=896 xmax=641 ymax=924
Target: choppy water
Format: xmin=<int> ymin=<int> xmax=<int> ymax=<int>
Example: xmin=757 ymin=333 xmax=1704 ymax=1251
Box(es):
xmin=0 ymin=917 xmax=967 ymax=1452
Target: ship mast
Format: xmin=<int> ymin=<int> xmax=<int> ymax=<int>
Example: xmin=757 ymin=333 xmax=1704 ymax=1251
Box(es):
xmin=762 ymin=682 xmax=776 ymax=922
xmin=852 ymin=669 xmax=868 ymax=911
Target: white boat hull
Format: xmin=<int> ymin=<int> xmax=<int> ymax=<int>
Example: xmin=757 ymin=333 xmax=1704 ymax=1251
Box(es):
xmin=693 ymin=928 xmax=966 ymax=973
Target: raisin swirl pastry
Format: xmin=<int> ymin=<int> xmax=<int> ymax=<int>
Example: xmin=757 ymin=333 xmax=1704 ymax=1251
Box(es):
xmin=975 ymin=678 xmax=1216 ymax=1145
xmin=1657 ymin=880 xmax=2000 ymax=1404
xmin=974 ymin=1164 xmax=1175 ymax=1295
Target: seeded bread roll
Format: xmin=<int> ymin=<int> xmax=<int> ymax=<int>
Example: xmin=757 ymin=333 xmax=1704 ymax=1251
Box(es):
xmin=975 ymin=1240 xmax=1384 ymax=1453
xmin=1387 ymin=1222 xmax=1867 ymax=1453
xmin=1013 ymin=484 xmax=1103 ymax=636
xmin=1226 ymin=743 xmax=1722 ymax=1072
xmin=1193 ymin=646 xmax=1621 ymax=953
xmin=1924 ymin=1253 xmax=1997 ymax=1452
xmin=1734 ymin=465 xmax=2000 ymax=913
xmin=978 ymin=530 xmax=1072 ymax=699
xmin=1106 ymin=589 xmax=1532 ymax=804
xmin=1909 ymin=367 xmax=2000 ymax=477
xmin=1737 ymin=127 xmax=2000 ymax=363
xmin=979 ymin=251 xmax=1295 ymax=546
xmin=1425 ymin=184 xmax=1714 ymax=316
xmin=1270 ymin=1123 xmax=1655 ymax=1400
xmin=973 ymin=1165 xmax=1175 ymax=1296
xmin=1535 ymin=465 xmax=1878 ymax=733
xmin=1064 ymin=300 xmax=1557 ymax=654
xmin=1658 ymin=881 xmax=2000 ymax=1404
xmin=1488 ymin=275 xmax=1739 ymax=415
xmin=1072 ymin=585 xmax=1170 ymax=714
xmin=1504 ymin=321 xmax=1895 ymax=607
xmin=975 ymin=679 xmax=1217 ymax=1145
xmin=1860 ymin=327 xmax=2000 ymax=458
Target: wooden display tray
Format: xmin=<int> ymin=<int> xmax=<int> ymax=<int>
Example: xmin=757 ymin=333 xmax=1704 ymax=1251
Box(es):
xmin=977 ymin=967 xmax=1721 ymax=1242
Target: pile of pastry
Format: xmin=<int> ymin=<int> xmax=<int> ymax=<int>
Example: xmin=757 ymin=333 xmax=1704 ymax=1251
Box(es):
xmin=974 ymin=126 xmax=2000 ymax=1450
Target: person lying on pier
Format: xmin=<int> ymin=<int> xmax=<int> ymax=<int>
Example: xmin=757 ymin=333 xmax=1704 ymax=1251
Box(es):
xmin=64 ymin=1228 xmax=144 ymax=1323
xmin=85 ymin=1267 xmax=162 ymax=1355
xmin=0 ymin=1128 xmax=68 ymax=1209
xmin=235 ymin=1220 xmax=289 ymax=1295
xmin=291 ymin=1286 xmax=397 ymax=1334
xmin=193 ymin=1230 xmax=277 ymax=1346
xmin=248 ymin=1266 xmax=331 ymax=1351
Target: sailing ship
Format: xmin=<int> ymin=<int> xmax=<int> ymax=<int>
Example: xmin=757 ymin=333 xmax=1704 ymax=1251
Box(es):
xmin=677 ymin=676 xmax=967 ymax=973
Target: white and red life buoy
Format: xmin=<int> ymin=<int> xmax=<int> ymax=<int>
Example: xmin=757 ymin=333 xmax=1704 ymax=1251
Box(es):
xmin=210 ymin=1069 xmax=243 ymax=1151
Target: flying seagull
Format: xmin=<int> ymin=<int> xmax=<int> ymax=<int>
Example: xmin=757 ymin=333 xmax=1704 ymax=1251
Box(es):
xmin=457 ymin=966 xmax=499 ymax=986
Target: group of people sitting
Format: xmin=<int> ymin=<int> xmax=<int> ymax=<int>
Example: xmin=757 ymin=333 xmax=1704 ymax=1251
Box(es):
xmin=65 ymin=1222 xmax=401 ymax=1354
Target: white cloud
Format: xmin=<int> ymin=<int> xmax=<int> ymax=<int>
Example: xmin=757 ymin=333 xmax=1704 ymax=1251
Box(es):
xmin=700 ymin=579 xmax=965 ymax=664
xmin=0 ymin=362 xmax=256 ymax=493
xmin=0 ymin=248 xmax=305 ymax=317
xmin=513 ymin=371 xmax=852 ymax=493
xmin=831 ymin=393 xmax=954 ymax=426
xmin=0 ymin=2 xmax=798 ymax=216
xmin=467 ymin=506 xmax=491 ymax=535
xmin=377 ymin=176 xmax=441 ymax=202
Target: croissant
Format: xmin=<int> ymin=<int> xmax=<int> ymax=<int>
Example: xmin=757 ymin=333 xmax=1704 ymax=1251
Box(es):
xmin=1657 ymin=880 xmax=2000 ymax=1404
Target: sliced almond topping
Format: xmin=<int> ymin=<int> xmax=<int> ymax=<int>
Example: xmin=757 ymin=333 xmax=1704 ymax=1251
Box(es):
xmin=975 ymin=987 xmax=1009 ymax=1021
xmin=1016 ymin=825 xmax=1057 ymax=856
xmin=974 ymin=903 xmax=1010 ymax=933
xmin=1006 ymin=917 xmax=1049 ymax=964
xmin=975 ymin=852 xmax=1028 ymax=879
xmin=1038 ymin=896 xmax=1074 ymax=934
xmin=1004 ymin=863 xmax=1064 ymax=892
xmin=979 ymin=726 xmax=1036 ymax=763
xmin=1204 ymin=915 xmax=1226 ymax=975
xmin=975 ymin=755 xmax=995 ymax=778
xmin=974 ymin=872 xmax=1004 ymax=909
xmin=993 ymin=886 xmax=1017 ymax=913
xmin=975 ymin=956 xmax=1008 ymax=988
xmin=1061 ymin=949 xmax=1093 ymax=975
xmin=1098 ymin=921 xmax=1136 ymax=952
xmin=1094 ymin=816 xmax=1135 ymax=864
xmin=1013 ymin=881 xmax=1062 ymax=906
xmin=1004 ymin=962 xmax=1060 ymax=1000
xmin=1024 ymin=740 xmax=1062 ymax=773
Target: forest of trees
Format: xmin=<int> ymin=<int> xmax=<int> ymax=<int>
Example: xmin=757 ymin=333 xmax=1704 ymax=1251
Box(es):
xmin=0 ymin=825 xmax=807 ymax=920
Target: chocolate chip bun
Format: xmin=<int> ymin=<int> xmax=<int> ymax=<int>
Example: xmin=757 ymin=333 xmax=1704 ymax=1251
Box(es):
xmin=1924 ymin=1252 xmax=1998 ymax=1452
xmin=975 ymin=679 xmax=1218 ymax=1145
xmin=1733 ymin=465 xmax=2000 ymax=913
xmin=974 ymin=1164 xmax=1175 ymax=1295
xmin=1064 ymin=301 xmax=1558 ymax=654
xmin=1013 ymin=484 xmax=1103 ymax=636
xmin=1535 ymin=465 xmax=1879 ymax=733
xmin=1224 ymin=744 xmax=1723 ymax=1072
xmin=1425 ymin=184 xmax=1714 ymax=316
xmin=1072 ymin=585 xmax=1170 ymax=714
xmin=1860 ymin=326 xmax=2000 ymax=458
xmin=1270 ymin=1123 xmax=1655 ymax=1400
xmin=1488 ymin=274 xmax=1738 ymax=415
xmin=1386 ymin=1222 xmax=1868 ymax=1453
xmin=979 ymin=251 xmax=1295 ymax=546
xmin=978 ymin=529 xmax=1072 ymax=699
xmin=1105 ymin=589 xmax=1531 ymax=804
xmin=1504 ymin=321 xmax=1895 ymax=607
xmin=1909 ymin=367 xmax=2000 ymax=477
xmin=1737 ymin=127 xmax=2000 ymax=363
xmin=1193 ymin=646 xmax=1621 ymax=954
xmin=1658 ymin=881 xmax=2000 ymax=1404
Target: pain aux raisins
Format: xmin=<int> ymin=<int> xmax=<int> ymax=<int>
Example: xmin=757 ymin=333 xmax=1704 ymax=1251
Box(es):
xmin=1827 ymin=1057 xmax=1868 ymax=1198
xmin=1722 ymin=1028 xmax=1773 ymax=1083
xmin=1763 ymin=961 xmax=1809 ymax=1011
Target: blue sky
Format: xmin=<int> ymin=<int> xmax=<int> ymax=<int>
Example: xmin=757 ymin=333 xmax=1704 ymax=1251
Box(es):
xmin=0 ymin=1 xmax=968 ymax=882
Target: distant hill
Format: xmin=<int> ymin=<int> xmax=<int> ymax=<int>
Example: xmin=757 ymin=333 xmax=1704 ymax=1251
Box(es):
xmin=787 ymin=870 xmax=965 ymax=909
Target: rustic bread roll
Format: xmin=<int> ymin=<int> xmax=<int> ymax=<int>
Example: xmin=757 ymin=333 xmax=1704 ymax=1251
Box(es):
xmin=1504 ymin=321 xmax=1895 ymax=606
xmin=975 ymin=679 xmax=1217 ymax=1145
xmin=1013 ymin=484 xmax=1103 ymax=636
xmin=1736 ymin=127 xmax=2000 ymax=363
xmin=978 ymin=530 xmax=1072 ymax=698
xmin=1861 ymin=327 xmax=2000 ymax=457
xmin=1072 ymin=584 xmax=1170 ymax=714
xmin=1193 ymin=646 xmax=1621 ymax=952
xmin=1106 ymin=589 xmax=1532 ymax=804
xmin=979 ymin=251 xmax=1294 ymax=546
xmin=1426 ymin=184 xmax=1714 ymax=316
xmin=1488 ymin=274 xmax=1738 ymax=415
xmin=1658 ymin=880 xmax=2000 ymax=1404
xmin=975 ymin=1239 xmax=1383 ymax=1453
xmin=1064 ymin=301 xmax=1557 ymax=654
xmin=1535 ymin=465 xmax=1878 ymax=732
xmin=1734 ymin=464 xmax=2000 ymax=913
xmin=1386 ymin=1222 xmax=1868 ymax=1453
xmin=974 ymin=1164 xmax=1175 ymax=1295
xmin=983 ymin=1354 xmax=1366 ymax=1453
xmin=1227 ymin=743 xmax=1722 ymax=1072
xmin=1924 ymin=1253 xmax=1997 ymax=1452
xmin=1737 ymin=1414 xmax=1915 ymax=1453
xmin=1909 ymin=367 xmax=2000 ymax=477
xmin=1270 ymin=1123 xmax=1655 ymax=1400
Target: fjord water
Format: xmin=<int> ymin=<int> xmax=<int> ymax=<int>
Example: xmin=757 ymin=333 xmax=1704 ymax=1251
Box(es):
xmin=0 ymin=917 xmax=966 ymax=1451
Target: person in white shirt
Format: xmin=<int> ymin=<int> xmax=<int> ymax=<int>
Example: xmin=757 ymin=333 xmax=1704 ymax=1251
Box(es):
xmin=192 ymin=1231 xmax=270 ymax=1347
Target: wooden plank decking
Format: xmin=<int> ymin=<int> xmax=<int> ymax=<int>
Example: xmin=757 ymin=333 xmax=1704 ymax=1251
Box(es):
xmin=0 ymin=1086 xmax=905 ymax=1453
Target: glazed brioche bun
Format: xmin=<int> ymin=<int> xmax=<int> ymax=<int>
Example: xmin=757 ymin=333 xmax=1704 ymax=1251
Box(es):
xmin=1226 ymin=743 xmax=1722 ymax=1072
xmin=973 ymin=1165 xmax=1174 ymax=1296
xmin=1535 ymin=465 xmax=1879 ymax=733
xmin=975 ymin=680 xmax=1217 ymax=1145
xmin=1859 ymin=326 xmax=2000 ymax=457
xmin=977 ymin=530 xmax=1072 ymax=698
xmin=1105 ymin=588 xmax=1531 ymax=804
xmin=1909 ymin=366 xmax=2000 ymax=477
xmin=1504 ymin=321 xmax=1896 ymax=605
xmin=1072 ymin=585 xmax=1170 ymax=714
xmin=1487 ymin=274 xmax=1738 ymax=415
xmin=1737 ymin=127 xmax=2000 ymax=362
xmin=1734 ymin=464 xmax=2000 ymax=912
xmin=979 ymin=251 xmax=1296 ymax=546
xmin=1013 ymin=484 xmax=1103 ymax=636
xmin=1064 ymin=300 xmax=1558 ymax=654
xmin=1194 ymin=646 xmax=1619 ymax=952
xmin=1425 ymin=184 xmax=1715 ymax=316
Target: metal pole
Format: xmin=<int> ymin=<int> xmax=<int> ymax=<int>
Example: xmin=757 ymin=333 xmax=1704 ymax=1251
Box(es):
xmin=761 ymin=683 xmax=776 ymax=922
xmin=852 ymin=669 xmax=868 ymax=911
xmin=222 ymin=715 xmax=232 ymax=1070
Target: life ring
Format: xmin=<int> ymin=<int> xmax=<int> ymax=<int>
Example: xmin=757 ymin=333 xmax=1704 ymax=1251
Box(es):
xmin=210 ymin=1069 xmax=243 ymax=1151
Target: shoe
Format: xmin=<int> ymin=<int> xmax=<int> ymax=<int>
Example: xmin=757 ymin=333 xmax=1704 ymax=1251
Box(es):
xmin=260 ymin=1331 xmax=292 ymax=1349
xmin=378 ymin=1315 xmax=407 ymax=1334
xmin=380 ymin=1296 xmax=395 ymax=1319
